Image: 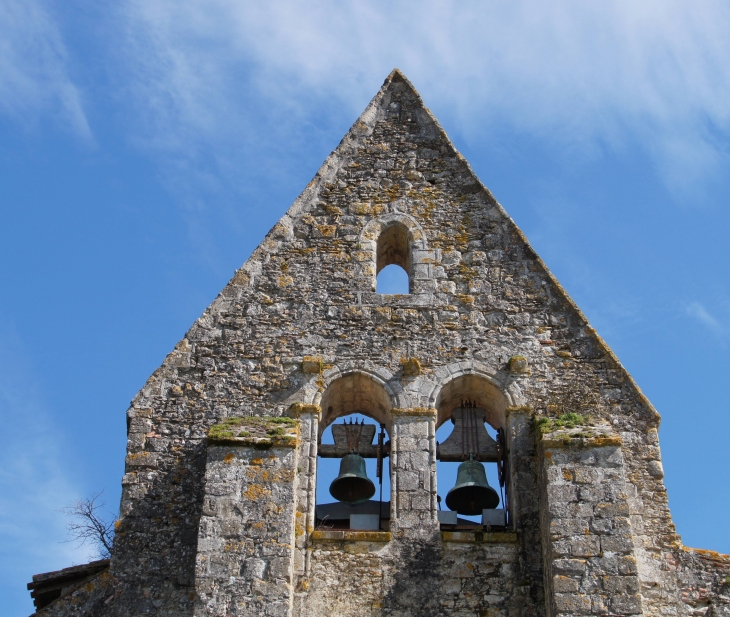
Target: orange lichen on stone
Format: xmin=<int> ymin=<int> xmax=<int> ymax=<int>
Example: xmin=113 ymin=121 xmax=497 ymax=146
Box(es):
xmin=242 ymin=484 xmax=271 ymax=500
xmin=301 ymin=356 xmax=323 ymax=374
xmin=311 ymin=530 xmax=391 ymax=543
xmin=400 ymin=357 xmax=422 ymax=377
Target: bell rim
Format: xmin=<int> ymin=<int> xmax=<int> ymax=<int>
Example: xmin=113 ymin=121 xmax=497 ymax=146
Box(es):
xmin=330 ymin=473 xmax=375 ymax=480
xmin=445 ymin=484 xmax=500 ymax=514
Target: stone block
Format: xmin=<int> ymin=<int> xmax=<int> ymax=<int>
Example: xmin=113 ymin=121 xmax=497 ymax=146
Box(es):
xmin=608 ymin=593 xmax=642 ymax=614
xmin=573 ymin=467 xmax=599 ymax=484
xmin=550 ymin=518 xmax=590 ymax=536
xmin=552 ymin=575 xmax=580 ymax=593
xmin=600 ymin=535 xmax=634 ymax=554
xmin=589 ymin=517 xmax=614 ymax=535
xmin=268 ymin=557 xmax=291 ymax=582
xmin=601 ymin=575 xmax=639 ymax=594
xmin=547 ymin=484 xmax=578 ymax=503
xmin=569 ymin=536 xmax=601 ymax=558
xmin=553 ymin=592 xmax=592 ymax=614
xmin=593 ymin=501 xmax=630 ymax=519
xmin=411 ymin=279 xmax=437 ymax=294
xmin=409 ymin=492 xmax=431 ymax=510
xmin=412 ymin=263 xmax=430 ymax=280
xmin=396 ymin=437 xmax=418 ymax=452
xmin=617 ymin=555 xmax=638 ymax=576
xmin=301 ymin=356 xmax=322 ymax=373
xmin=552 ymin=558 xmax=588 ymax=575
xmin=647 ymin=460 xmax=664 ymax=479
xmin=508 ymin=355 xmax=529 ymax=373
xmin=578 ymin=573 xmax=601 ymax=594
xmin=551 ymin=540 xmax=572 ymax=558
xmin=398 ymin=471 xmax=419 ymax=491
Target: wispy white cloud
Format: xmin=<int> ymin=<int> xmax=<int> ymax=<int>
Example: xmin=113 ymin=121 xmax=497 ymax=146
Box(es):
xmin=685 ymin=301 xmax=726 ymax=335
xmin=0 ymin=0 xmax=90 ymax=138
xmin=0 ymin=324 xmax=94 ymax=614
xmin=116 ymin=0 xmax=730 ymax=197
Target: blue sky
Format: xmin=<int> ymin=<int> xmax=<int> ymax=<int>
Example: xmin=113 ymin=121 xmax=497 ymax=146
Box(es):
xmin=2 ymin=1 xmax=730 ymax=614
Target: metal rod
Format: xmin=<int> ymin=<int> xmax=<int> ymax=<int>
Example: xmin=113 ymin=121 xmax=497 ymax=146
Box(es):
xmin=378 ymin=424 xmax=384 ymax=530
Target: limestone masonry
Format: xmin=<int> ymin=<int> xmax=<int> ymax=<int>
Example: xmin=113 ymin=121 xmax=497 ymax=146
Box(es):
xmin=32 ymin=70 xmax=730 ymax=617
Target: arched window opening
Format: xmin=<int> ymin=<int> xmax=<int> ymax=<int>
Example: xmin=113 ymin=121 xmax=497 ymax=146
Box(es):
xmin=316 ymin=413 xmax=390 ymax=531
xmin=434 ymin=376 xmax=510 ymax=530
xmin=316 ymin=373 xmax=393 ymax=531
xmin=376 ymin=222 xmax=411 ymax=294
xmin=376 ymin=264 xmax=409 ymax=294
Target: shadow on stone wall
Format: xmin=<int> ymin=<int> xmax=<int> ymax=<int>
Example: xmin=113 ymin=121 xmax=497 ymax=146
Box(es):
xmin=107 ymin=439 xmax=208 ymax=616
xmin=383 ymin=540 xmax=444 ymax=617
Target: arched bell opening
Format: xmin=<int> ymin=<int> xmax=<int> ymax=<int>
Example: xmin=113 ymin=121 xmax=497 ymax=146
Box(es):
xmin=315 ymin=373 xmax=394 ymax=531
xmin=434 ymin=375 xmax=510 ymax=528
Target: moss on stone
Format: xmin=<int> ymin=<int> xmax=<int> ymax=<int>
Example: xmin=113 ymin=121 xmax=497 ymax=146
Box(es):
xmin=208 ymin=415 xmax=298 ymax=447
xmin=534 ymin=412 xmax=592 ymax=435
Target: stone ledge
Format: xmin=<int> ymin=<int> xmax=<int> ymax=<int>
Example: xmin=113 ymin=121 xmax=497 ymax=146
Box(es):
xmin=391 ymin=407 xmax=437 ymax=418
xmin=441 ymin=530 xmax=518 ymax=544
xmin=538 ymin=422 xmax=622 ymax=450
xmin=684 ymin=546 xmax=730 ymax=567
xmin=310 ymin=530 xmax=391 ymax=543
xmin=541 ymin=431 xmax=622 ymax=449
xmin=207 ymin=416 xmax=299 ymax=448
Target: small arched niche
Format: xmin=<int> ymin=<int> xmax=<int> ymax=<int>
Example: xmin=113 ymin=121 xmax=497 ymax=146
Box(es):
xmin=434 ymin=374 xmax=510 ymax=526
xmin=376 ymin=222 xmax=411 ymax=294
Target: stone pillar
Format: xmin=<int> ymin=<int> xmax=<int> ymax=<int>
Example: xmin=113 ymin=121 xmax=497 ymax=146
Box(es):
xmin=288 ymin=404 xmax=320 ymax=586
xmin=390 ymin=407 xmax=438 ymax=537
xmin=195 ymin=417 xmax=299 ymax=617
xmin=538 ymin=424 xmax=643 ymax=617
xmin=506 ymin=407 xmax=537 ymax=529
xmin=506 ymin=406 xmax=546 ymax=613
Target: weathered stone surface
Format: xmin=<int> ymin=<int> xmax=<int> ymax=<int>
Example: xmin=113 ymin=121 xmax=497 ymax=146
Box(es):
xmin=539 ymin=426 xmax=644 ymax=616
xmin=195 ymin=444 xmax=298 ymax=617
xmin=34 ymin=69 xmax=730 ymax=617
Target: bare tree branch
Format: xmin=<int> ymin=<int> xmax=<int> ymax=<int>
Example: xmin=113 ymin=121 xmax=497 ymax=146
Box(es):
xmin=60 ymin=491 xmax=117 ymax=559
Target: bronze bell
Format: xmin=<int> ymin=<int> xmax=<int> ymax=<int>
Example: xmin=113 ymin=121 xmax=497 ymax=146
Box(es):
xmin=329 ymin=453 xmax=376 ymax=504
xmin=445 ymin=459 xmax=500 ymax=515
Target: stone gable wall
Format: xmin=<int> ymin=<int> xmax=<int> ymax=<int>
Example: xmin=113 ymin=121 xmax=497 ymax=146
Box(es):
xmin=37 ymin=70 xmax=728 ymax=617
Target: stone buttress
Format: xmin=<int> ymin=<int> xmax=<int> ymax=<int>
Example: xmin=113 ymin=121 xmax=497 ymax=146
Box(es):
xmin=35 ymin=70 xmax=730 ymax=617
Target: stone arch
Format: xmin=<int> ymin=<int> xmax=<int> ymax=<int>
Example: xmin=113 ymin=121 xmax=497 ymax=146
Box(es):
xmin=359 ymin=214 xmax=430 ymax=293
xmin=316 ymin=367 xmax=404 ymax=436
xmin=359 ymin=212 xmax=429 ymax=258
xmin=425 ymin=362 xmax=519 ymax=430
